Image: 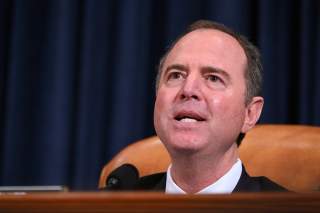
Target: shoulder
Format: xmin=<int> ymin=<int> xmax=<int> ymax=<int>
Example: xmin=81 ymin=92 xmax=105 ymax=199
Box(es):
xmin=234 ymin=166 xmax=288 ymax=192
xmin=251 ymin=176 xmax=287 ymax=191
xmin=135 ymin=172 xmax=166 ymax=191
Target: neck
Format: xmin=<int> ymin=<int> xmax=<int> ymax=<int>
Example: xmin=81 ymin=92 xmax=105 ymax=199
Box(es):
xmin=170 ymin=144 xmax=239 ymax=193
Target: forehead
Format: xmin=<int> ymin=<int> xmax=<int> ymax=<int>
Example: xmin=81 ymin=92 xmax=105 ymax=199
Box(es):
xmin=163 ymin=29 xmax=247 ymax=73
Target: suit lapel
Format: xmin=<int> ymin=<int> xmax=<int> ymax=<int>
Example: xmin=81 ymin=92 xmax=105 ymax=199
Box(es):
xmin=153 ymin=173 xmax=166 ymax=190
xmin=233 ymin=165 xmax=260 ymax=192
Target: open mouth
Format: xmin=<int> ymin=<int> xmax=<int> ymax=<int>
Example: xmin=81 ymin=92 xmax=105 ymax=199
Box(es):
xmin=174 ymin=112 xmax=206 ymax=123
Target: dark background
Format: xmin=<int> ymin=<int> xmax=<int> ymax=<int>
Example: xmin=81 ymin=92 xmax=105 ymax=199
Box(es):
xmin=0 ymin=0 xmax=319 ymax=190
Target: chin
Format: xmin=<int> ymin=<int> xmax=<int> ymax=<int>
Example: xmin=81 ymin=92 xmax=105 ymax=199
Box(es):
xmin=166 ymin=132 xmax=206 ymax=153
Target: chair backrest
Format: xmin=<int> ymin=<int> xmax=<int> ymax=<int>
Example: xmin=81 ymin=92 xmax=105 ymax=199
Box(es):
xmin=99 ymin=124 xmax=320 ymax=192
xmin=99 ymin=136 xmax=170 ymax=188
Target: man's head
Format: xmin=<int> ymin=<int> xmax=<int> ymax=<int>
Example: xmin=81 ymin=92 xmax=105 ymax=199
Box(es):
xmin=153 ymin=20 xmax=264 ymax=157
xmin=156 ymin=20 xmax=263 ymax=106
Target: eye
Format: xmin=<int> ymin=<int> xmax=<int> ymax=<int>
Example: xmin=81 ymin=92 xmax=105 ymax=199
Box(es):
xmin=206 ymin=75 xmax=222 ymax=83
xmin=167 ymin=71 xmax=184 ymax=81
xmin=205 ymin=74 xmax=226 ymax=89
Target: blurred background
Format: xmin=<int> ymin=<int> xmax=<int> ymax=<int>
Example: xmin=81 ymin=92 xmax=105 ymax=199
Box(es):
xmin=0 ymin=0 xmax=319 ymax=190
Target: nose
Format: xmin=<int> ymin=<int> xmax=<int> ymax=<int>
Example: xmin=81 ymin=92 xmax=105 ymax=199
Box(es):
xmin=179 ymin=74 xmax=202 ymax=101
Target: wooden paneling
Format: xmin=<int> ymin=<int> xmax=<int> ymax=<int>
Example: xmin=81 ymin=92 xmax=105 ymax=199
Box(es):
xmin=0 ymin=192 xmax=319 ymax=213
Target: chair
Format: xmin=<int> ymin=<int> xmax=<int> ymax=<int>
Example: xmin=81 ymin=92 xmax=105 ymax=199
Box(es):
xmin=99 ymin=124 xmax=320 ymax=192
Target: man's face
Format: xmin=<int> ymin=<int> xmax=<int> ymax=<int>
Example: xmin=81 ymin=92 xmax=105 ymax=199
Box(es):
xmin=154 ymin=29 xmax=262 ymax=157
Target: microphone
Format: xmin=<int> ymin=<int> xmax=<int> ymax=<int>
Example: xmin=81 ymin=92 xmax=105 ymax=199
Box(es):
xmin=105 ymin=164 xmax=139 ymax=190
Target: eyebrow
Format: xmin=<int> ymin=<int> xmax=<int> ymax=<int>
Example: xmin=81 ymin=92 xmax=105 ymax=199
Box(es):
xmin=164 ymin=64 xmax=231 ymax=80
xmin=201 ymin=66 xmax=231 ymax=82
xmin=162 ymin=63 xmax=232 ymax=84
xmin=163 ymin=64 xmax=188 ymax=75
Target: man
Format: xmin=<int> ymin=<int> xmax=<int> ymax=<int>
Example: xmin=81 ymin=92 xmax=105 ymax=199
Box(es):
xmin=136 ymin=20 xmax=285 ymax=193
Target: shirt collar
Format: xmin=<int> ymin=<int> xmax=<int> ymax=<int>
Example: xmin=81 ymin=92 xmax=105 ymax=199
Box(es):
xmin=165 ymin=159 xmax=242 ymax=194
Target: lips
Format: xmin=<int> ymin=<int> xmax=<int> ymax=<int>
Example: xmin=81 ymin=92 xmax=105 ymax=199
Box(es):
xmin=174 ymin=111 xmax=206 ymax=122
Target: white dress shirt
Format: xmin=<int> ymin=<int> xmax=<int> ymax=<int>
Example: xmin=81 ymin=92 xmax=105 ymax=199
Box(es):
xmin=165 ymin=159 xmax=242 ymax=194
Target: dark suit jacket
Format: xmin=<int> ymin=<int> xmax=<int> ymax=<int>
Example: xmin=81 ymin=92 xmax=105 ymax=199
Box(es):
xmin=135 ymin=166 xmax=287 ymax=192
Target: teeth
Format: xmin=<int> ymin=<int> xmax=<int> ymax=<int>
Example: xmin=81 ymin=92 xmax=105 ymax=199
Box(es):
xmin=180 ymin=118 xmax=197 ymax=122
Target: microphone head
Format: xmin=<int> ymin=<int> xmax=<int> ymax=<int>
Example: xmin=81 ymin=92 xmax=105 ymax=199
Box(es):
xmin=105 ymin=164 xmax=139 ymax=190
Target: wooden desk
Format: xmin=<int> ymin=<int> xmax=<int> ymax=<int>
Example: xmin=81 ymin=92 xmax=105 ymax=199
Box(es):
xmin=0 ymin=192 xmax=319 ymax=212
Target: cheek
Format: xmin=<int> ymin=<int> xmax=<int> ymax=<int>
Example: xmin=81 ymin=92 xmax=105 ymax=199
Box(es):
xmin=208 ymin=93 xmax=245 ymax=119
xmin=154 ymin=97 xmax=162 ymax=129
xmin=154 ymin=90 xmax=171 ymax=129
xmin=154 ymin=91 xmax=167 ymax=116
xmin=154 ymin=87 xmax=176 ymax=112
xmin=211 ymin=96 xmax=223 ymax=108
xmin=209 ymin=95 xmax=230 ymax=114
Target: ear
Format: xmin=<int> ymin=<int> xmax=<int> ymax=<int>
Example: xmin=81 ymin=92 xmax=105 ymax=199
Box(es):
xmin=241 ymin=96 xmax=264 ymax=133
